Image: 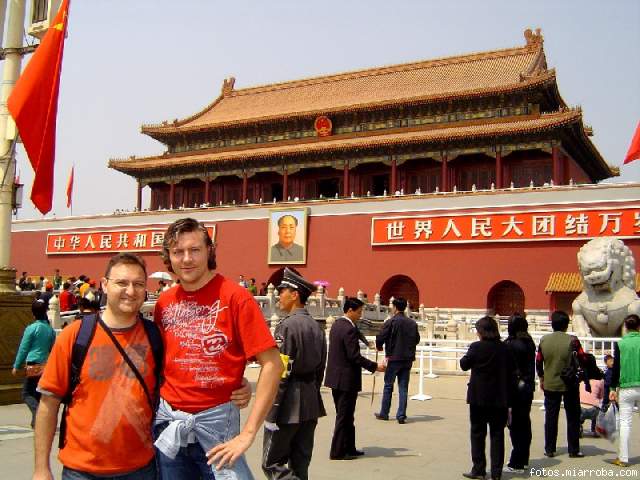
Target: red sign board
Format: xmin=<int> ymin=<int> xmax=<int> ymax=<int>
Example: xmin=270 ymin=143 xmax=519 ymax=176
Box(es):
xmin=46 ymin=226 xmax=215 ymax=255
xmin=314 ymin=115 xmax=332 ymax=137
xmin=371 ymin=207 xmax=640 ymax=245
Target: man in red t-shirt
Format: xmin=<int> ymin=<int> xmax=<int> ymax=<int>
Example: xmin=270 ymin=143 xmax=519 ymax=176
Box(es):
xmin=58 ymin=281 xmax=74 ymax=312
xmin=154 ymin=218 xmax=282 ymax=478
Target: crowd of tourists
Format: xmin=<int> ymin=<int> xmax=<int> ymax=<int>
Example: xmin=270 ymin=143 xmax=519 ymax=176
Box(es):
xmin=10 ymin=216 xmax=638 ymax=480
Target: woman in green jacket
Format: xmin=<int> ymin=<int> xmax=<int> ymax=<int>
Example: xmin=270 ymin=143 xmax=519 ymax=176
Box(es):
xmin=11 ymin=299 xmax=56 ymax=428
xmin=610 ymin=314 xmax=640 ymax=467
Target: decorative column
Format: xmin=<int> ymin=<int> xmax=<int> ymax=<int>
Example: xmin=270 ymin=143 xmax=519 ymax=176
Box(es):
xmin=440 ymin=154 xmax=449 ymax=191
xmin=283 ymin=168 xmax=289 ymax=201
xmin=495 ymin=149 xmax=503 ymax=189
xmin=242 ymin=171 xmax=248 ymax=203
xmin=136 ymin=181 xmax=142 ymax=211
xmin=390 ymin=158 xmax=397 ymax=193
xmin=552 ymin=145 xmax=562 ymax=185
xmin=169 ymin=181 xmax=176 ymax=209
xmin=204 ymin=178 xmax=210 ymax=204
xmin=343 ymin=162 xmax=349 ymax=195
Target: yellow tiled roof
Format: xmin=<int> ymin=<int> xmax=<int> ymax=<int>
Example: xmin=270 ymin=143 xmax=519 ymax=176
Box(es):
xmin=142 ymin=32 xmax=552 ymax=134
xmin=545 ymin=272 xmax=640 ymax=293
xmin=112 ymin=110 xmax=580 ymax=173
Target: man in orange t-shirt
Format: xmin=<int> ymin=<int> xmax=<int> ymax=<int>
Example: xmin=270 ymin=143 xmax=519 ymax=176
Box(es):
xmin=35 ymin=253 xmax=158 ymax=479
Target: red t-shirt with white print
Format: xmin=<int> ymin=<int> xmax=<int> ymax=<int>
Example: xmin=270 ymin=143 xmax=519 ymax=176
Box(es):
xmin=154 ymin=274 xmax=276 ymax=413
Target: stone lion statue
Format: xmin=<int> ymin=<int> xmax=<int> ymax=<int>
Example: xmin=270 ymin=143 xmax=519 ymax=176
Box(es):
xmin=572 ymin=238 xmax=640 ymax=337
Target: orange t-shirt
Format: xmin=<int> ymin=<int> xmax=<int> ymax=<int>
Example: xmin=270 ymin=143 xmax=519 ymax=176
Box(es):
xmin=154 ymin=274 xmax=277 ymax=412
xmin=38 ymin=319 xmax=156 ymax=475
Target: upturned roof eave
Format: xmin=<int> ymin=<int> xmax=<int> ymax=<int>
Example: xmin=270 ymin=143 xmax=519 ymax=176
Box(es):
xmin=140 ymin=71 xmax=558 ymax=142
xmin=112 ymin=109 xmax=582 ymax=177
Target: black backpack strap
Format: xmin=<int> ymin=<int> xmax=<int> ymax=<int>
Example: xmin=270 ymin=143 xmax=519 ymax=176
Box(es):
xmin=59 ymin=314 xmax=98 ymax=449
xmin=141 ymin=317 xmax=164 ymax=412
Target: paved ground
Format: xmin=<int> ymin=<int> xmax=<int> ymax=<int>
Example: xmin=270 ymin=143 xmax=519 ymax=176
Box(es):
xmin=1 ymin=370 xmax=638 ymax=479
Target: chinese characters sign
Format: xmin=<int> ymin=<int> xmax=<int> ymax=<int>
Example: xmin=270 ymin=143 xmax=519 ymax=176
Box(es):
xmin=371 ymin=207 xmax=640 ymax=245
xmin=46 ymin=226 xmax=215 ymax=255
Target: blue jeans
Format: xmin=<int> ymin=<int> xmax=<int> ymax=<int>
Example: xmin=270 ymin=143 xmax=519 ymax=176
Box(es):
xmin=62 ymin=461 xmax=156 ymax=480
xmin=379 ymin=360 xmax=412 ymax=420
xmin=154 ymin=419 xmax=254 ymax=480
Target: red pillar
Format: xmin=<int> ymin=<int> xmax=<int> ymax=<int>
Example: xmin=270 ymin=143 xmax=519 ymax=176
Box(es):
xmin=441 ymin=155 xmax=449 ymax=191
xmin=390 ymin=159 xmax=397 ymax=193
xmin=552 ymin=146 xmax=562 ymax=185
xmin=136 ymin=181 xmax=142 ymax=211
xmin=169 ymin=182 xmax=175 ymax=209
xmin=343 ymin=162 xmax=349 ymax=196
xmin=283 ymin=169 xmax=289 ymax=201
xmin=204 ymin=178 xmax=210 ymax=204
xmin=242 ymin=171 xmax=248 ymax=203
xmin=495 ymin=150 xmax=503 ymax=189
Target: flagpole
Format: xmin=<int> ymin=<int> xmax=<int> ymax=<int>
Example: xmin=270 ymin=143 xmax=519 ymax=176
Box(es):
xmin=0 ymin=0 xmax=26 ymax=292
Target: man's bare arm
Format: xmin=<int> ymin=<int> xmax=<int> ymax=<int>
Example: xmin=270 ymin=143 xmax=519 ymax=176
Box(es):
xmin=206 ymin=347 xmax=283 ymax=469
xmin=33 ymin=395 xmax=61 ymax=480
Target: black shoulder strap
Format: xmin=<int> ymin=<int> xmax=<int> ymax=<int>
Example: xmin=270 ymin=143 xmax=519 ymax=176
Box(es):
xmin=59 ymin=314 xmax=98 ymax=449
xmin=141 ymin=317 xmax=164 ymax=411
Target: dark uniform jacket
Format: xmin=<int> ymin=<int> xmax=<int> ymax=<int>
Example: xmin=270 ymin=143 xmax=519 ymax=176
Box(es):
xmin=504 ymin=333 xmax=536 ymax=399
xmin=325 ymin=317 xmax=377 ymax=392
xmin=460 ymin=339 xmax=515 ymax=408
xmin=376 ymin=313 xmax=420 ymax=361
xmin=273 ymin=307 xmax=327 ymax=424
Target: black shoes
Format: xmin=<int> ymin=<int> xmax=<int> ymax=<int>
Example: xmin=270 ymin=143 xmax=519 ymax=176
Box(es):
xmin=348 ymin=450 xmax=365 ymax=456
xmin=374 ymin=413 xmax=389 ymax=421
xmin=569 ymin=452 xmax=585 ymax=458
xmin=398 ymin=418 xmax=406 ymax=424
xmin=330 ymin=454 xmax=357 ymax=460
xmin=544 ymin=451 xmax=556 ymax=458
xmin=462 ymin=473 xmax=486 ymax=480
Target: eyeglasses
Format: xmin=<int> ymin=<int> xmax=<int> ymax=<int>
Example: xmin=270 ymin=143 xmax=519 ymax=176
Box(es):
xmin=106 ymin=278 xmax=146 ymax=291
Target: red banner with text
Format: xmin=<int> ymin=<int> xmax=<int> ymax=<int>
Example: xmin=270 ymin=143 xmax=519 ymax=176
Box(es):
xmin=46 ymin=226 xmax=215 ymax=255
xmin=371 ymin=207 xmax=640 ymax=245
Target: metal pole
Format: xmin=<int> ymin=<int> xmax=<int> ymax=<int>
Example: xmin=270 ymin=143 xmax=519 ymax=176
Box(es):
xmin=0 ymin=0 xmax=26 ymax=291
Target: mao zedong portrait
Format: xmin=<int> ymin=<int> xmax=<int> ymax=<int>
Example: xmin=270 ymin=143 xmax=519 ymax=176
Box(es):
xmin=270 ymin=214 xmax=304 ymax=262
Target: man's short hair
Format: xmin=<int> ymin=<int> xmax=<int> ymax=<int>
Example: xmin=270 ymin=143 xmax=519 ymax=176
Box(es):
xmin=104 ymin=252 xmax=148 ymax=279
xmin=161 ymin=218 xmax=216 ymax=272
xmin=62 ymin=281 xmax=71 ymax=290
xmin=475 ymin=315 xmax=500 ymax=341
xmin=624 ymin=314 xmax=640 ymax=331
xmin=343 ymin=297 xmax=364 ymax=314
xmin=277 ymin=214 xmax=298 ymax=227
xmin=392 ymin=297 xmax=407 ymax=312
xmin=551 ymin=310 xmax=570 ymax=331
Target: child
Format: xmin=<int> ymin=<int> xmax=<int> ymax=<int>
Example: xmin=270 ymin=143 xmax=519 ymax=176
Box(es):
xmin=602 ymin=354 xmax=614 ymax=410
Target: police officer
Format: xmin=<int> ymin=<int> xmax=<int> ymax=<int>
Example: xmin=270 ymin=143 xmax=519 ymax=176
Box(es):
xmin=262 ymin=268 xmax=327 ymax=480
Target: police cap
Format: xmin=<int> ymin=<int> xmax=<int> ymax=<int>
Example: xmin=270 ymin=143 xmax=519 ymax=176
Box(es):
xmin=277 ymin=268 xmax=314 ymax=296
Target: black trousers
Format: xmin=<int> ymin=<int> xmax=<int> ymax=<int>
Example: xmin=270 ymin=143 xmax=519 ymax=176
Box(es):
xmin=22 ymin=375 xmax=41 ymax=428
xmin=469 ymin=405 xmax=507 ymax=479
xmin=330 ymin=389 xmax=359 ymax=458
xmin=508 ymin=399 xmax=532 ymax=469
xmin=262 ymin=419 xmax=318 ymax=480
xmin=543 ymin=388 xmax=581 ymax=455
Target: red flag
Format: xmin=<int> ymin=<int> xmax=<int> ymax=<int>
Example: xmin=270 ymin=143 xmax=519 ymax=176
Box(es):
xmin=66 ymin=165 xmax=74 ymax=208
xmin=7 ymin=0 xmax=70 ymax=214
xmin=624 ymin=121 xmax=640 ymax=165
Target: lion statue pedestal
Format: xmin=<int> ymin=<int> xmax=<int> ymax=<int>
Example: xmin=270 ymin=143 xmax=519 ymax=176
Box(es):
xmin=572 ymin=238 xmax=640 ymax=337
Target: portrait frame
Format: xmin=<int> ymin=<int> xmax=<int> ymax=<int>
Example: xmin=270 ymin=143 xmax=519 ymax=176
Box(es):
xmin=268 ymin=207 xmax=309 ymax=265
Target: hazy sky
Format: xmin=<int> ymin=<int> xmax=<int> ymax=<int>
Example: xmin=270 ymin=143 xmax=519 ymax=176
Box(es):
xmin=11 ymin=0 xmax=640 ymax=220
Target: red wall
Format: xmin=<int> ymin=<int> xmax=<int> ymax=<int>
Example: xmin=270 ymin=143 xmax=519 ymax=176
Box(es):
xmin=11 ymin=212 xmax=640 ymax=310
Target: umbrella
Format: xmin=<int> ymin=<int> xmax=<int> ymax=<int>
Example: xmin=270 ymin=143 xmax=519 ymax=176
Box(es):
xmin=149 ymin=271 xmax=172 ymax=281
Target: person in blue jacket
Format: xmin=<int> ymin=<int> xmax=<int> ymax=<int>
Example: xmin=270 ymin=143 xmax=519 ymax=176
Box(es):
xmin=12 ymin=299 xmax=56 ymax=428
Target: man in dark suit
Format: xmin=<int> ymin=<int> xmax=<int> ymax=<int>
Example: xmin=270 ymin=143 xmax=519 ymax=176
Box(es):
xmin=375 ymin=297 xmax=420 ymax=424
xmin=325 ymin=297 xmax=385 ymax=460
